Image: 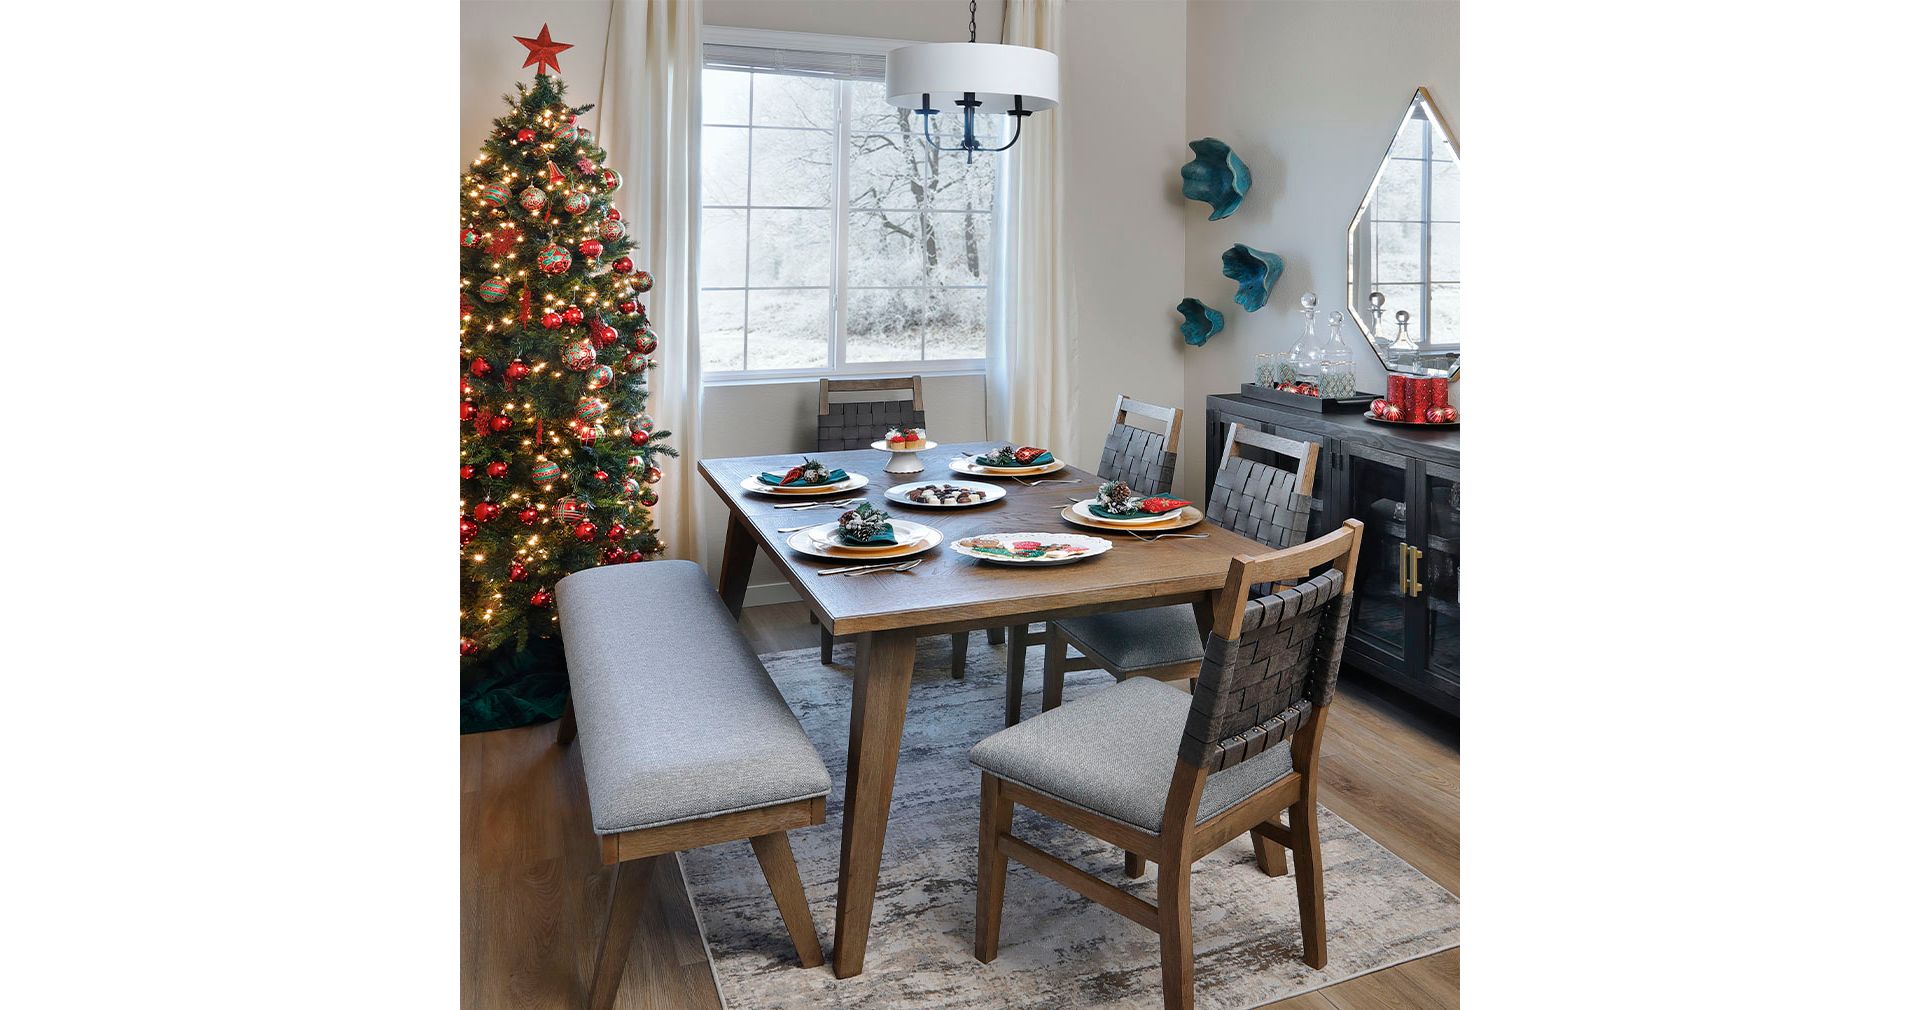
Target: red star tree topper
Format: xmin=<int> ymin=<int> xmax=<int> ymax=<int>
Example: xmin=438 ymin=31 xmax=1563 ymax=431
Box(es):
xmin=514 ymin=23 xmax=573 ymax=75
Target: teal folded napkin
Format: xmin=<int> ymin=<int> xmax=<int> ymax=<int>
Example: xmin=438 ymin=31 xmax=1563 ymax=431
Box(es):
xmin=1089 ymin=503 xmax=1150 ymax=520
xmin=836 ymin=523 xmax=899 ymax=546
xmin=974 ymin=450 xmax=1055 ymax=468
xmin=758 ymin=467 xmax=850 ymax=486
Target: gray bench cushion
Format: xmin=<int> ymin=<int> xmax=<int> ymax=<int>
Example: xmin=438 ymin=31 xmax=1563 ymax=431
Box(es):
xmin=1054 ymin=605 xmax=1204 ymax=674
xmin=556 ymin=561 xmax=831 ymax=835
xmin=968 ymin=677 xmax=1294 ymax=833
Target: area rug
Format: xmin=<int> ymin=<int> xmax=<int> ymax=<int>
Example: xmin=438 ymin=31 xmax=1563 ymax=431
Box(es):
xmin=680 ymin=636 xmax=1460 ymax=1010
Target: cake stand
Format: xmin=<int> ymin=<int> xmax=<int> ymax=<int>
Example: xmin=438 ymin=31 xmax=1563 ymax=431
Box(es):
xmin=869 ymin=439 xmax=938 ymax=475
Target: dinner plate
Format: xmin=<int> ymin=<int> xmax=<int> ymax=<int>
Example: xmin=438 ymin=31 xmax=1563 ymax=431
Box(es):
xmin=785 ymin=519 xmax=942 ymax=561
xmin=740 ymin=472 xmax=871 ymax=497
xmin=884 ymin=479 xmax=1006 ymax=509
xmin=947 ymin=457 xmax=1067 ymax=478
xmin=1067 ymin=500 xmax=1189 ymax=526
xmin=949 ymin=531 xmax=1113 ymax=566
xmin=1062 ymin=502 xmax=1204 ymax=532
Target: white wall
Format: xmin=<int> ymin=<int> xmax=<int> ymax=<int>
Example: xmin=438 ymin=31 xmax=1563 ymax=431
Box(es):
xmin=1178 ymin=0 xmax=1460 ymax=492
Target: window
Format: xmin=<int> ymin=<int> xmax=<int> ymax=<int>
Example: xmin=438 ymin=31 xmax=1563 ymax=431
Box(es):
xmin=700 ymin=30 xmax=997 ymax=379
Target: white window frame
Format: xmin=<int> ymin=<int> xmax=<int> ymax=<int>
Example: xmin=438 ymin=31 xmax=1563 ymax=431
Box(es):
xmin=699 ymin=27 xmax=999 ymax=385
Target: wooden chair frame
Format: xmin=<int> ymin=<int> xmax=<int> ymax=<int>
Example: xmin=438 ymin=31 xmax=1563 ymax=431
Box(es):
xmin=1004 ymin=394 xmax=1185 ymax=724
xmin=976 ymin=521 xmax=1363 ymax=1010
xmin=1025 ymin=422 xmax=1320 ymax=719
xmin=558 ymin=734 xmax=827 ymax=1010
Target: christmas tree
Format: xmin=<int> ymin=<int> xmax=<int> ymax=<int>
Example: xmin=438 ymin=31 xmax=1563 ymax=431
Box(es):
xmin=459 ymin=63 xmax=676 ymax=731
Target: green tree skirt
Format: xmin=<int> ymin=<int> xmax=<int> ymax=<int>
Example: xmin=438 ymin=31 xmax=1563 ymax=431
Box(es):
xmin=460 ymin=635 xmax=569 ymax=734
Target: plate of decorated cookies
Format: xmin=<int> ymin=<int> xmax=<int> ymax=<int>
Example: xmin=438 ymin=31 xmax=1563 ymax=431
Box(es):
xmin=949 ymin=444 xmax=1067 ymax=477
xmin=1062 ymin=479 xmax=1204 ymax=531
xmin=742 ymin=456 xmax=871 ymax=497
xmin=950 ymin=532 xmax=1112 ymax=566
xmin=786 ymin=502 xmax=943 ymax=560
xmin=884 ymin=479 xmax=1007 ymax=509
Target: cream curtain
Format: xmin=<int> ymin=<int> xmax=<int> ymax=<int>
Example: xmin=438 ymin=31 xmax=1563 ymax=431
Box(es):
xmin=597 ymin=0 xmax=704 ymax=563
xmin=988 ymin=0 xmax=1075 ymax=451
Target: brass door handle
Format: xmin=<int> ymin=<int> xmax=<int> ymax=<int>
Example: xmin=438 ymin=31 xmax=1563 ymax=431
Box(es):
xmin=1406 ymin=546 xmax=1423 ymax=598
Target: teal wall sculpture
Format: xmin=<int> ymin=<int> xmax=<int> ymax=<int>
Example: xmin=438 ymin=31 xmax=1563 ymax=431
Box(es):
xmin=1176 ymin=298 xmax=1226 ymax=346
xmin=1180 ymin=138 xmax=1252 ymax=221
xmin=1221 ymin=243 xmax=1284 ymax=312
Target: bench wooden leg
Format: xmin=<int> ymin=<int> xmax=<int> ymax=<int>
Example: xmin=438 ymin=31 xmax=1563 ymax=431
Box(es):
xmin=1125 ymin=850 xmax=1147 ymax=879
xmin=1004 ymin=624 xmax=1029 ymax=727
xmin=1041 ymin=625 xmax=1068 ymax=713
xmin=587 ymin=854 xmax=658 ymax=1010
xmin=834 ymin=628 xmax=916 ymax=978
xmin=554 ymin=698 xmax=577 ymax=747
xmin=949 ymin=632 xmax=968 ymax=679
xmin=986 ymin=626 xmax=1005 ymax=646
xmin=819 ymin=626 xmax=834 ymax=665
xmin=974 ymin=772 xmax=1014 ymax=962
xmin=717 ymin=513 xmax=756 ymax=618
xmin=749 ymin=832 xmax=825 ymax=968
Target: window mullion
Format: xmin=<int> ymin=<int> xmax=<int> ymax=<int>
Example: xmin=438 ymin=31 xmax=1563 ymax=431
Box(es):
xmin=831 ymin=80 xmax=853 ymax=371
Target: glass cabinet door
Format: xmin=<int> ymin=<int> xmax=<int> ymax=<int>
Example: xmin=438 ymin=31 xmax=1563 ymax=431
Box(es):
xmin=1343 ymin=450 xmax=1417 ymax=675
xmin=1418 ymin=468 xmax=1460 ymax=697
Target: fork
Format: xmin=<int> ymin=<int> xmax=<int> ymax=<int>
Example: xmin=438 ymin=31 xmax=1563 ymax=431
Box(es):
xmin=772 ymin=497 xmax=864 ymax=510
xmin=1124 ymin=531 xmax=1210 ymax=542
xmin=833 ymin=558 xmax=925 ymax=577
xmin=1016 ymin=477 xmax=1081 ymax=487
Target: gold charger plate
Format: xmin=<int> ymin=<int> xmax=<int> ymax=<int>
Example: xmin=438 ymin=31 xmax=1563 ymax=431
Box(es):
xmin=1060 ymin=502 xmax=1204 ymax=532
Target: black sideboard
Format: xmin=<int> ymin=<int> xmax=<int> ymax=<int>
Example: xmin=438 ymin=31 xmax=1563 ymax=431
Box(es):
xmin=1204 ymin=394 xmax=1460 ymax=715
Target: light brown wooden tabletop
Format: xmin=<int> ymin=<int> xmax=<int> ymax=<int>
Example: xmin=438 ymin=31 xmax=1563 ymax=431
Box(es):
xmin=698 ymin=441 xmax=1271 ymax=978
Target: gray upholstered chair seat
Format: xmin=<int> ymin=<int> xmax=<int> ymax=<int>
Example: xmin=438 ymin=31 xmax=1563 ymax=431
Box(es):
xmin=1053 ymin=605 xmax=1204 ymax=674
xmin=969 ymin=677 xmax=1295 ymax=833
xmin=555 ymin=560 xmax=831 ymax=835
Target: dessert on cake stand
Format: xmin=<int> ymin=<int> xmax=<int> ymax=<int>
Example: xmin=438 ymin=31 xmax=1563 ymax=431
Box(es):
xmin=871 ymin=428 xmax=936 ymax=474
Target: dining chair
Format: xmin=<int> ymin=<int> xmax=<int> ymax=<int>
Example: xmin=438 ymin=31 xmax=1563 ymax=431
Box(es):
xmin=811 ymin=376 xmax=1001 ymax=674
xmin=970 ymin=520 xmax=1363 ymax=1010
xmin=1003 ymin=394 xmax=1183 ymax=725
xmin=1014 ymin=421 xmax=1317 ymax=726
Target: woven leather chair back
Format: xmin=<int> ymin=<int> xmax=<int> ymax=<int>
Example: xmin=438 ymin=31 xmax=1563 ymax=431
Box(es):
xmin=817 ymin=398 xmax=927 ymax=452
xmin=1177 ymin=569 xmax=1352 ymax=773
xmin=1204 ymin=455 xmax=1312 ymax=550
xmin=1097 ymin=423 xmax=1177 ymax=495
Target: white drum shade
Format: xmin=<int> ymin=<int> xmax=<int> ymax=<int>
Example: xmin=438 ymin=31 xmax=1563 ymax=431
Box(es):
xmin=884 ymin=42 xmax=1060 ymax=116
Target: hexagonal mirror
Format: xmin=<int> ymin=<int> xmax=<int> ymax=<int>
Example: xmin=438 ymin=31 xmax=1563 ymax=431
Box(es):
xmin=1348 ymin=87 xmax=1459 ymax=378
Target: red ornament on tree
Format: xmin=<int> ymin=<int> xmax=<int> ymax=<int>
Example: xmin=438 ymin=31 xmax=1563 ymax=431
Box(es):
xmin=529 ymin=587 xmax=554 ymax=607
xmin=460 ymin=638 xmax=480 ymax=656
xmin=563 ymin=306 xmax=586 ymax=326
xmin=460 ymin=516 xmax=478 ymax=545
xmin=579 ymin=239 xmax=603 ymax=259
xmin=593 ymin=469 xmax=609 ymax=481
xmin=645 ymin=466 xmax=663 ymax=485
xmin=639 ymin=489 xmax=659 ymax=507
xmin=461 ymin=464 xmax=476 ymax=480
xmin=611 ymin=256 xmax=633 ymax=274
xmin=489 ymin=414 xmax=512 ymax=432
xmin=517 ymin=506 xmax=540 ymax=525
xmin=601 ymin=547 xmax=627 ymax=565
xmin=618 ymin=300 xmax=637 ymax=314
xmin=541 ymin=311 xmax=564 ymax=330
xmin=508 ymin=560 xmax=528 ymax=582
xmin=574 ymin=520 xmax=598 ymax=541
xmin=504 ymin=359 xmax=532 ymax=383
xmin=515 ymin=128 xmax=536 ymax=143
xmin=468 ymin=357 xmax=493 ymax=378
xmin=628 ymin=429 xmax=649 ymax=446
xmin=486 ymin=461 xmax=509 ymax=478
xmin=474 ymin=501 xmax=502 ymax=522
xmin=460 ymin=401 xmax=478 ymax=421
xmin=607 ymin=207 xmax=621 ymax=221
xmin=607 ymin=523 xmax=627 ymax=540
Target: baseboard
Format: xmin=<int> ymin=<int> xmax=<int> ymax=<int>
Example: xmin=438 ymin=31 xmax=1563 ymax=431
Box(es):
xmin=743 ymin=581 xmax=803 ymax=608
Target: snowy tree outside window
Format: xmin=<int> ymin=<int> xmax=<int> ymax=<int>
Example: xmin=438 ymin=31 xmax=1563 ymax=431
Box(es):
xmin=699 ymin=46 xmax=997 ymax=377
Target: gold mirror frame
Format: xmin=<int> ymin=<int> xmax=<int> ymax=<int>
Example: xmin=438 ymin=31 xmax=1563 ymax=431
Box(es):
xmin=1346 ymin=86 xmax=1460 ymax=380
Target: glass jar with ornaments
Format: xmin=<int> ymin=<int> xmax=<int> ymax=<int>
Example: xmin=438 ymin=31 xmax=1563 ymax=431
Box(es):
xmin=1282 ymin=292 xmax=1326 ymax=389
xmin=1319 ymin=310 xmax=1357 ymax=399
xmin=1254 ymin=352 xmax=1277 ymax=388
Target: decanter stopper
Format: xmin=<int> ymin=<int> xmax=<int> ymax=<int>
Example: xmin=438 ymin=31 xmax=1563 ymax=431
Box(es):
xmin=1300 ymin=292 xmax=1317 ymax=312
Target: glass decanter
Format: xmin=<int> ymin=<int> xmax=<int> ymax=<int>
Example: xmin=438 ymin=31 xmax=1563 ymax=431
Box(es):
xmin=1282 ymin=292 xmax=1324 ymax=387
xmin=1387 ymin=308 xmax=1421 ymax=372
xmin=1320 ymin=310 xmax=1357 ymax=399
xmin=1367 ymin=291 xmax=1392 ymax=360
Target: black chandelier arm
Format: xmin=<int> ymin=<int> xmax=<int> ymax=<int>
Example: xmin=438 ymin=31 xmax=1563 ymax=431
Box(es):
xmin=917 ymin=110 xmax=1028 ymax=153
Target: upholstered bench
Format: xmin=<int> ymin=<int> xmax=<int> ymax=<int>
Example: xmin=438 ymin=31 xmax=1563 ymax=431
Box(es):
xmin=555 ymin=560 xmax=833 ymax=1010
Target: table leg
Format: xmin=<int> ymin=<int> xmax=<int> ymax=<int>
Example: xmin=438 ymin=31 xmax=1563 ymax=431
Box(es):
xmin=717 ymin=511 xmax=756 ymax=618
xmin=832 ymin=628 xmax=916 ymax=978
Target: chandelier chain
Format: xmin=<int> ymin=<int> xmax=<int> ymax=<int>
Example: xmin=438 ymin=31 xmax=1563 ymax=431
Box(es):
xmin=968 ymin=0 xmax=978 ymax=42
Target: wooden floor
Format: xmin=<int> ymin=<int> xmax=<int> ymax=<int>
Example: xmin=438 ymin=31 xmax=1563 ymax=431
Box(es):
xmin=461 ymin=602 xmax=1460 ymax=1009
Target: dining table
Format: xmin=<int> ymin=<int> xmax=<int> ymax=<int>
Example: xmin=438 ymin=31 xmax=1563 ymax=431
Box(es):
xmin=698 ymin=441 xmax=1275 ymax=978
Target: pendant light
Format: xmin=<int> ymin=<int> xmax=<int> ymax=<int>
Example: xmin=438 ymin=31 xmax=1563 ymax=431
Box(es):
xmin=884 ymin=0 xmax=1060 ymax=162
